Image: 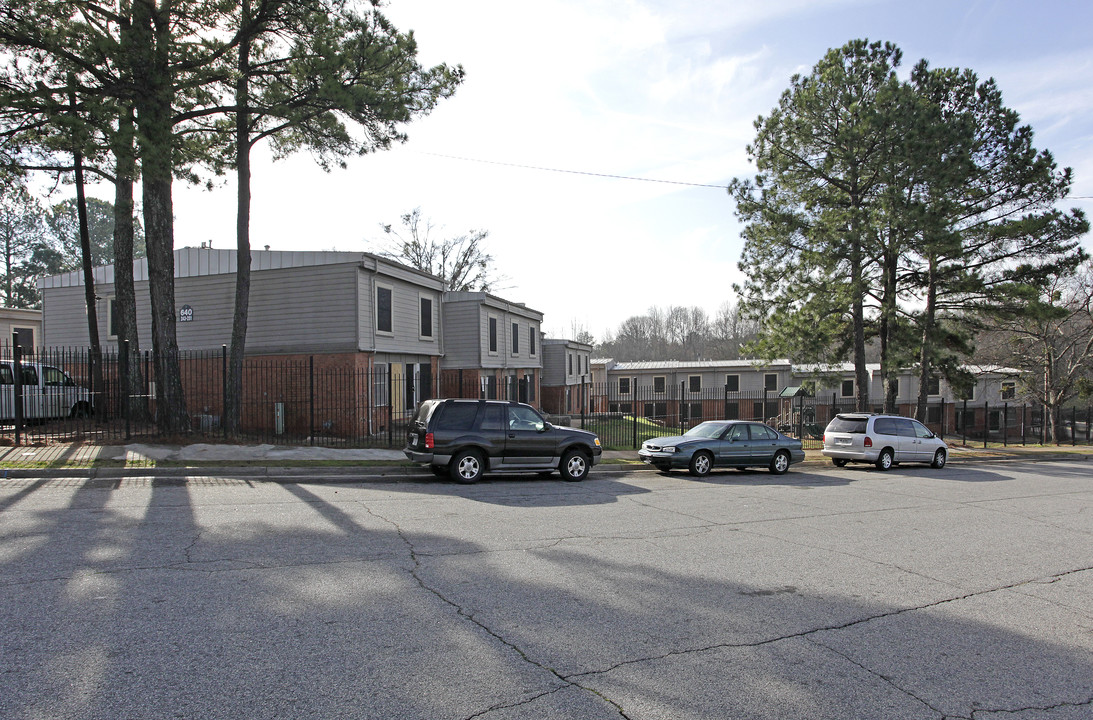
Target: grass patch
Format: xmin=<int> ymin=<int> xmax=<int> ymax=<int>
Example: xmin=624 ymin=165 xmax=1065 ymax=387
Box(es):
xmin=584 ymin=415 xmax=679 ymax=451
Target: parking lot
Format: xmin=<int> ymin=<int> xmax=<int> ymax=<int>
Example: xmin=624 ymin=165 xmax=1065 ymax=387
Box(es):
xmin=2 ymin=460 xmax=1091 ymax=719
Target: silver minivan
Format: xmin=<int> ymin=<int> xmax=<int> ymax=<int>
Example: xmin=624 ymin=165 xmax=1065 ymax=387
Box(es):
xmin=822 ymin=413 xmax=947 ymax=470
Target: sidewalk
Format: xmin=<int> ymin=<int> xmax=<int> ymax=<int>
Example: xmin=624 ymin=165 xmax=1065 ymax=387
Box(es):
xmin=0 ymin=440 xmax=1088 ymax=480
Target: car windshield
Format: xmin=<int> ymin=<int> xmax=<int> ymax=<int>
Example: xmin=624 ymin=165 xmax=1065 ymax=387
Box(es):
xmin=684 ymin=422 xmax=726 ymax=439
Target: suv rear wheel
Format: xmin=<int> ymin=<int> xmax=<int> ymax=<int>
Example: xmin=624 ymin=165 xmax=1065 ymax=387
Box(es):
xmin=450 ymin=449 xmax=484 ymax=484
xmin=560 ymin=450 xmax=590 ymax=482
xmin=875 ymin=448 xmax=894 ymax=471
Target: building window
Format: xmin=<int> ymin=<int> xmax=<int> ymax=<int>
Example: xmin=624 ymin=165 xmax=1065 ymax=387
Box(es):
xmin=619 ymin=377 xmax=631 ymax=395
xmin=1001 ymin=381 xmax=1016 ymax=401
xmin=890 ymin=378 xmax=899 ymax=396
xmin=105 ymin=297 xmax=118 ymax=339
xmin=927 ymin=376 xmax=941 ymax=396
xmin=373 ymin=364 xmax=389 ymax=406
xmin=512 ymin=322 xmax=519 ymax=355
xmin=927 ymin=406 xmax=942 ymax=424
xmin=764 ymin=373 xmax=778 ymax=392
xmin=653 ymin=376 xmax=666 ymax=394
xmin=689 ymin=375 xmax=701 ymax=393
xmin=529 ymin=327 xmax=537 ymax=356
xmin=725 ymin=374 xmax=739 ymax=392
xmin=376 ymin=285 xmax=393 ymax=334
xmin=841 ymin=379 xmax=854 ymax=397
xmin=568 ymin=353 xmax=573 ymax=376
xmin=419 ymin=296 xmax=433 ymax=338
xmin=488 ymin=316 xmax=498 ymax=354
xmin=725 ymin=402 xmax=739 ymax=420
xmin=688 ymin=402 xmax=703 ymax=422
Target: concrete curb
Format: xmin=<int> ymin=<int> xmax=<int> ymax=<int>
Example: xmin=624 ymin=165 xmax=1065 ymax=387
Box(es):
xmin=0 ymin=452 xmax=1086 ymax=482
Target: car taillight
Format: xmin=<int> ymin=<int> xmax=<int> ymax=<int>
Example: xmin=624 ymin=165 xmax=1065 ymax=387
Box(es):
xmin=821 ymin=434 xmax=825 ymax=443
xmin=864 ymin=436 xmax=872 ymax=448
xmin=425 ymin=432 xmax=434 ymax=449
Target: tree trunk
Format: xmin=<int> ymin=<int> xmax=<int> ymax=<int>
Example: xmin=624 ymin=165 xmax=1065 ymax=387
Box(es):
xmin=70 ymin=86 xmax=106 ymax=418
xmin=915 ymin=256 xmax=938 ymax=422
xmin=133 ymin=0 xmax=188 ymax=434
xmin=226 ymin=0 xmax=253 ymax=437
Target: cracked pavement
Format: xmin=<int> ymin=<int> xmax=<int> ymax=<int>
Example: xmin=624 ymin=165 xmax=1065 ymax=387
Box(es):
xmin=1 ymin=460 xmax=1091 ymax=719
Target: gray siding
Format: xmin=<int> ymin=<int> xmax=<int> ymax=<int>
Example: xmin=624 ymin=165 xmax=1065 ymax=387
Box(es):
xmin=44 ymin=262 xmax=362 ymax=353
xmin=439 ymin=302 xmax=481 ymax=367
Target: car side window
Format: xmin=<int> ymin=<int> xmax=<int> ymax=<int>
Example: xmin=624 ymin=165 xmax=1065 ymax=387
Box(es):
xmin=911 ymin=420 xmax=933 ymax=438
xmin=873 ymin=418 xmax=897 ymax=436
xmin=894 ymin=419 xmax=917 ymax=437
xmin=479 ymin=405 xmax=505 ymax=431
xmin=749 ymin=424 xmax=776 ymax=440
xmin=21 ymin=367 xmax=38 ymax=386
xmin=508 ymin=406 xmax=544 ymax=432
xmin=726 ymin=424 xmax=748 ymax=441
xmin=434 ymin=403 xmax=479 ymax=431
xmin=0 ymin=365 xmax=12 ymax=385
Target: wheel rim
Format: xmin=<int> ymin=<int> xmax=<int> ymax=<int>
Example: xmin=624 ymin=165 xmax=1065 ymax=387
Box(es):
xmin=935 ymin=450 xmax=946 ymax=467
xmin=880 ymin=452 xmax=892 ymax=469
xmin=774 ymin=453 xmax=788 ymax=473
xmin=567 ymin=455 xmax=586 ymax=478
xmin=457 ymin=456 xmax=480 ymax=480
xmin=695 ymin=454 xmax=711 ymax=474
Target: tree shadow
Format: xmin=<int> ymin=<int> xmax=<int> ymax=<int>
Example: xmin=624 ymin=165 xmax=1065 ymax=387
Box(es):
xmin=1 ymin=474 xmax=1090 ymax=720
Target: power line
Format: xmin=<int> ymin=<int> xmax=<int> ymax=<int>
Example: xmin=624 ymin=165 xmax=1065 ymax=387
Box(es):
xmin=421 ymin=152 xmax=730 ymax=190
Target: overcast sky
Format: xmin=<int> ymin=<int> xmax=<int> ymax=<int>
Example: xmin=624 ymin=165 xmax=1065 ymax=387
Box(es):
xmin=167 ymin=0 xmax=1093 ymax=341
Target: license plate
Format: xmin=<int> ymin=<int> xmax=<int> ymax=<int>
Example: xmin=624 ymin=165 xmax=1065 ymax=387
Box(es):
xmin=836 ymin=437 xmax=851 ymax=446
xmin=410 ymin=433 xmax=418 ymax=445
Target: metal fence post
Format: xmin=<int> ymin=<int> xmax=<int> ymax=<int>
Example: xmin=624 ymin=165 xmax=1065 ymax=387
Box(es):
xmin=122 ymin=340 xmax=131 ymax=440
xmin=309 ymin=355 xmax=315 ymax=446
xmin=221 ymin=344 xmax=228 ymax=439
xmin=962 ymin=398 xmax=967 ymax=446
xmin=1072 ymin=406 xmax=1077 ymax=446
xmin=984 ymin=400 xmax=989 ymax=449
xmin=1003 ymin=402 xmax=1008 ymax=447
xmin=13 ymin=344 xmax=23 ymax=446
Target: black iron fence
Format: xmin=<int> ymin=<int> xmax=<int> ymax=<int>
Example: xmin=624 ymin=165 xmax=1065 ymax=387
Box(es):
xmin=1 ymin=345 xmax=1090 ymax=450
xmin=1 ymin=345 xmax=427 ymax=447
xmin=568 ymin=382 xmax=1093 ymax=450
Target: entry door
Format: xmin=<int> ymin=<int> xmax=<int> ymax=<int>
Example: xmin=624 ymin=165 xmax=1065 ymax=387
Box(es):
xmin=720 ymin=423 xmax=751 ymax=465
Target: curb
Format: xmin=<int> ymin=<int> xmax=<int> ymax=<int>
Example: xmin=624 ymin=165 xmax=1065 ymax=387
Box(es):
xmin=0 ymin=452 xmax=1085 ymax=482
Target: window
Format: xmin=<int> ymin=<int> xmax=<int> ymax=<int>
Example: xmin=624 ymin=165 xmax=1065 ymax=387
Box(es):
xmin=419 ymin=296 xmax=433 ymax=338
xmin=376 ymin=285 xmax=393 ymax=334
xmin=42 ymin=367 xmax=70 ymax=387
xmin=512 ymin=322 xmax=520 ymax=354
xmin=480 ymin=372 xmax=497 ymax=399
xmin=480 ymin=404 xmax=505 ymax=431
xmin=0 ymin=365 xmax=13 ymax=385
xmin=619 ymin=377 xmax=631 ymax=395
xmin=725 ymin=402 xmax=739 ymax=420
xmin=841 ymin=379 xmax=855 ymax=397
xmin=927 ymin=376 xmax=941 ymax=396
xmin=653 ymin=376 xmax=666 ymax=394
xmin=750 ymin=423 xmax=777 ymax=441
xmin=373 ymin=364 xmax=388 ymax=405
xmin=1001 ymin=381 xmax=1016 ymax=401
xmin=889 ymin=378 xmax=899 ymax=396
xmin=488 ymin=316 xmax=498 ymax=354
xmin=435 ymin=402 xmax=479 ymax=431
xmin=764 ymin=373 xmax=778 ymax=392
xmin=106 ymin=297 xmax=118 ymax=339
xmin=688 ymin=402 xmax=703 ymax=421
xmin=568 ymin=354 xmax=573 ymax=376
xmin=927 ymin=406 xmax=942 ymax=424
xmin=725 ymin=374 xmax=739 ymax=392
xmin=689 ymin=375 xmax=701 ymax=393
xmin=529 ymin=327 xmax=537 ymax=356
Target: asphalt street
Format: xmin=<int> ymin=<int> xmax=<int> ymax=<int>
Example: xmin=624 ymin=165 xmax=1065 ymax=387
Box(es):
xmin=1 ymin=460 xmax=1091 ymax=719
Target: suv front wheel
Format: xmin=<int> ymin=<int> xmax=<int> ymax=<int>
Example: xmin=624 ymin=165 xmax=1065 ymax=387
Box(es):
xmin=450 ymin=449 xmax=484 ymax=484
xmin=560 ymin=450 xmax=590 ymax=482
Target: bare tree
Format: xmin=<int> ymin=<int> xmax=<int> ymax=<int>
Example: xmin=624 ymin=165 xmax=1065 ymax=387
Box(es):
xmin=978 ymin=261 xmax=1093 ymax=442
xmin=377 ymin=208 xmax=502 ymax=292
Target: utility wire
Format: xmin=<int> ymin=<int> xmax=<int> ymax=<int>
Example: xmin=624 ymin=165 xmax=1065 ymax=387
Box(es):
xmin=421 ymin=152 xmax=730 ymax=190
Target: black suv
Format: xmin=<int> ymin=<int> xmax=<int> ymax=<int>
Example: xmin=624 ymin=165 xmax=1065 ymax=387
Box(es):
xmin=403 ymin=399 xmax=602 ymax=483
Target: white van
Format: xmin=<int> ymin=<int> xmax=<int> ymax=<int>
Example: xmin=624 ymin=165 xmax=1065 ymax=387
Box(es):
xmin=0 ymin=361 xmax=93 ymax=422
xmin=822 ymin=412 xmax=948 ymax=470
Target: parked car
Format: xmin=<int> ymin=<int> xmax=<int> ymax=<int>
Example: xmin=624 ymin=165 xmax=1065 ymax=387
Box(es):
xmin=0 ymin=361 xmax=93 ymax=422
xmin=822 ymin=413 xmax=947 ymax=470
xmin=638 ymin=420 xmax=805 ymax=476
xmin=403 ymin=398 xmax=602 ymax=483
